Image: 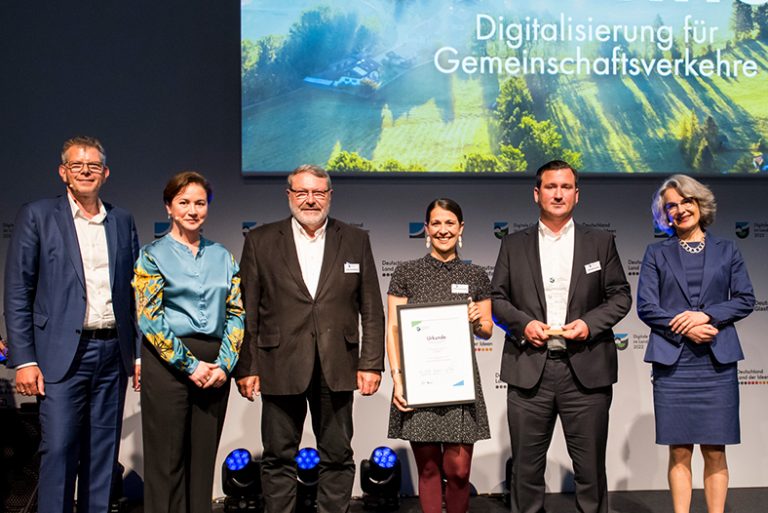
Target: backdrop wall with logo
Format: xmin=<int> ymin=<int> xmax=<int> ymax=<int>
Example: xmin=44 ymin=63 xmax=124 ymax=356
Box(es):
xmin=1 ymin=0 xmax=766 ymax=501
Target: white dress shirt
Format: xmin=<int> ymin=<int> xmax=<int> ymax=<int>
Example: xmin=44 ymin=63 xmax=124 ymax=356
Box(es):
xmin=291 ymin=217 xmax=327 ymax=299
xmin=538 ymin=219 xmax=575 ymax=351
xmin=68 ymin=193 xmax=115 ymax=329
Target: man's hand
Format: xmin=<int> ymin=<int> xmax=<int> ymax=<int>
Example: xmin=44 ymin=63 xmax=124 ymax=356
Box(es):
xmin=133 ymin=363 xmax=141 ymax=392
xmin=670 ymin=311 xmax=710 ymax=335
xmin=523 ymin=320 xmax=550 ymax=347
xmin=686 ymin=324 xmax=719 ymax=344
xmin=561 ymin=319 xmax=590 ymax=341
xmin=16 ymin=366 xmax=45 ymax=397
xmin=236 ymin=375 xmax=260 ymax=401
xmin=357 ymin=370 xmax=381 ymax=396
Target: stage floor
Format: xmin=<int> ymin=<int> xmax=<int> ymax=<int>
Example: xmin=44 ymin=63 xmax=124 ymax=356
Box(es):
xmin=127 ymin=488 xmax=766 ymax=513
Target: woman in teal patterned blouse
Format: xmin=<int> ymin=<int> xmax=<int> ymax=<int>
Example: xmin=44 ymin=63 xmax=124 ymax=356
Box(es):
xmin=132 ymin=171 xmax=244 ymax=513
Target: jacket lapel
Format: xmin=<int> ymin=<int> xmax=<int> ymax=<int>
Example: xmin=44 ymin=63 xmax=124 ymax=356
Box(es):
xmin=567 ymin=224 xmax=584 ymax=306
xmin=54 ymin=195 xmax=86 ymax=290
xmin=524 ymin=226 xmax=547 ymax=317
xmin=315 ymin=218 xmax=340 ymax=298
xmin=661 ymin=236 xmax=691 ymax=304
xmin=698 ymin=233 xmax=720 ymax=299
xmin=103 ymin=203 xmax=118 ymax=288
xmin=279 ymin=218 xmax=313 ymax=299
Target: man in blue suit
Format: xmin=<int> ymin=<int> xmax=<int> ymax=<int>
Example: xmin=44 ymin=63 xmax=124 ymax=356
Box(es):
xmin=4 ymin=136 xmax=140 ymax=513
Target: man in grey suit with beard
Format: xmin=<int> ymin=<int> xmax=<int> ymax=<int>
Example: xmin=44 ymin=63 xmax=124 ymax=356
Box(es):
xmin=235 ymin=164 xmax=384 ymax=513
xmin=491 ymin=160 xmax=631 ymax=513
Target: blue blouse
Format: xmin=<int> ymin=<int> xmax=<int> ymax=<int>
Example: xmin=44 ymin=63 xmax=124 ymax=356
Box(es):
xmin=133 ymin=234 xmax=244 ymax=375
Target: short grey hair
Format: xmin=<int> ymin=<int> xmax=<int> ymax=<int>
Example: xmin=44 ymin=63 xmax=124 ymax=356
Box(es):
xmin=286 ymin=164 xmax=332 ymax=190
xmin=61 ymin=135 xmax=106 ymax=165
xmin=651 ymin=174 xmax=716 ymax=235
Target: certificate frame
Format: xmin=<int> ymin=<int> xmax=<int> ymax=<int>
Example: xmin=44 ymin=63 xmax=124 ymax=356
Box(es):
xmin=396 ymin=300 xmax=476 ymax=408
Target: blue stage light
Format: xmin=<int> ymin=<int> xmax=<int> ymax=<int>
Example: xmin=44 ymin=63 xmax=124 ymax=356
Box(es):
xmin=295 ymin=447 xmax=320 ymax=470
xmin=226 ymin=448 xmax=252 ymax=472
xmin=372 ymin=446 xmax=398 ymax=469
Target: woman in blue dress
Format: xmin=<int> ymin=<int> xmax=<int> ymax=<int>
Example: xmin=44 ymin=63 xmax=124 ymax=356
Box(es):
xmin=637 ymin=175 xmax=754 ymax=513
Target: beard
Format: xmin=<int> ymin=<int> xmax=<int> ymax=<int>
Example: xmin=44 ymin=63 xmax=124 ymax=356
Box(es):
xmin=289 ymin=202 xmax=329 ymax=230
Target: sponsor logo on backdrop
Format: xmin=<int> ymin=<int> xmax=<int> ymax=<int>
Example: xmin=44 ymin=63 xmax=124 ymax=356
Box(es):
xmin=582 ymin=222 xmax=616 ymax=235
xmin=494 ymin=371 xmax=507 ymax=390
xmin=653 ymin=225 xmax=668 ymax=238
xmin=626 ymin=258 xmax=642 ymax=277
xmin=754 ymin=299 xmax=768 ymax=312
xmin=348 ymin=221 xmax=368 ymax=233
xmin=408 ymin=222 xmax=425 ymax=239
xmin=739 ymin=368 xmax=768 ymax=385
xmin=474 ymin=337 xmax=493 ymax=352
xmin=631 ymin=333 xmax=650 ymax=351
xmin=614 ymin=333 xmax=629 ymax=351
xmin=3 ymin=222 xmax=13 ymax=239
xmin=493 ymin=222 xmax=509 ymax=239
xmin=738 ymin=221 xmax=768 ymax=238
xmin=242 ymin=221 xmax=257 ymax=236
xmin=381 ymin=259 xmax=409 ymax=278
xmin=735 ymin=221 xmax=750 ymax=239
xmin=154 ymin=222 xmax=171 ymax=238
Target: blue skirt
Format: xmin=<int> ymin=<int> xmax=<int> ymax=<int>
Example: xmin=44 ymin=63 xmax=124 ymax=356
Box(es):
xmin=652 ymin=342 xmax=740 ymax=445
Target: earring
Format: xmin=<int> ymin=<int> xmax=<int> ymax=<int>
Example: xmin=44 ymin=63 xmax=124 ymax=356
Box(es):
xmin=458 ymin=235 xmax=463 ymax=249
xmin=425 ymin=236 xmax=431 ymax=248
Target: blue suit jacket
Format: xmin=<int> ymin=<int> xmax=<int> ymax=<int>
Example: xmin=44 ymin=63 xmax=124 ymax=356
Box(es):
xmin=637 ymin=233 xmax=754 ymax=366
xmin=4 ymin=194 xmax=140 ymax=382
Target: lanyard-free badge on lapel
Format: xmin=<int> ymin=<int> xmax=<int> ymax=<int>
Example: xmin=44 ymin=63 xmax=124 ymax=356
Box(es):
xmin=344 ymin=262 xmax=360 ymax=273
xmin=584 ymin=261 xmax=602 ymax=274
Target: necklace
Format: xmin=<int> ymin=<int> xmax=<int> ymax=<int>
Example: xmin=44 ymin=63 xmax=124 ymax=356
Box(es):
xmin=679 ymin=235 xmax=705 ymax=254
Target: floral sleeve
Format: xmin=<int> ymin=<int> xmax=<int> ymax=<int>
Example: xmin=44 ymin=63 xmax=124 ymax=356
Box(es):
xmin=214 ymin=255 xmax=245 ymax=375
xmin=132 ymin=248 xmax=199 ymax=374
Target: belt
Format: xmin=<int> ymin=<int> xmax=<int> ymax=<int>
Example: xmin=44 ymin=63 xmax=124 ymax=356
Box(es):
xmin=81 ymin=328 xmax=118 ymax=340
xmin=546 ymin=349 xmax=568 ymax=360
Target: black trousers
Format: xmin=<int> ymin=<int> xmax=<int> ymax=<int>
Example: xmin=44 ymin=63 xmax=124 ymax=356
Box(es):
xmin=507 ymin=357 xmax=612 ymax=513
xmin=141 ymin=336 xmax=230 ymax=513
xmin=260 ymin=358 xmax=355 ymax=513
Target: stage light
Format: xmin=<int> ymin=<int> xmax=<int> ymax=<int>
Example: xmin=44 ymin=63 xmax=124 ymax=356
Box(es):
xmin=221 ymin=448 xmax=261 ymax=512
xmin=296 ymin=447 xmax=320 ymax=513
xmin=360 ymin=446 xmax=401 ymax=511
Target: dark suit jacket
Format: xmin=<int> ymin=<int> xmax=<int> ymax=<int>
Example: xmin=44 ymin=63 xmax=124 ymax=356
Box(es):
xmin=4 ymin=194 xmax=140 ymax=382
xmin=491 ymin=223 xmax=632 ymax=390
xmin=235 ymin=217 xmax=384 ymax=395
xmin=637 ymin=234 xmax=754 ymax=366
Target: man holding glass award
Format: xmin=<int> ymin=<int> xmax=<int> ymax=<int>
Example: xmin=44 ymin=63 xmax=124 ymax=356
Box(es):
xmin=491 ymin=160 xmax=632 ymax=513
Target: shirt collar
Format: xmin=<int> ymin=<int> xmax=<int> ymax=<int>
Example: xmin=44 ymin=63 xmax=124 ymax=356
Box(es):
xmin=67 ymin=191 xmax=107 ymax=223
xmin=538 ymin=218 xmax=574 ymax=241
xmin=424 ymin=253 xmax=461 ymax=270
xmin=292 ymin=216 xmax=328 ymax=241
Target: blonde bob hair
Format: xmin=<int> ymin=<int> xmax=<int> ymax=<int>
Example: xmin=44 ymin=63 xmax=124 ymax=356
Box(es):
xmin=651 ymin=174 xmax=716 ymax=236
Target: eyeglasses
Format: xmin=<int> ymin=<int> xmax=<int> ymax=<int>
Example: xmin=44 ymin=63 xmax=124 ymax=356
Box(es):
xmin=64 ymin=161 xmax=106 ymax=174
xmin=288 ymin=188 xmax=330 ymax=201
xmin=663 ymin=197 xmax=696 ymax=215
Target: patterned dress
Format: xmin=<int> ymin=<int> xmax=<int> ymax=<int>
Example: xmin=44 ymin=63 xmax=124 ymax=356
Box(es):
xmin=387 ymin=254 xmax=491 ymax=444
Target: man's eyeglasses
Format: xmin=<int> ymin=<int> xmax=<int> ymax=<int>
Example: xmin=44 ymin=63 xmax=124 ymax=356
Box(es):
xmin=663 ymin=197 xmax=696 ymax=215
xmin=64 ymin=161 xmax=106 ymax=174
xmin=288 ymin=188 xmax=330 ymax=201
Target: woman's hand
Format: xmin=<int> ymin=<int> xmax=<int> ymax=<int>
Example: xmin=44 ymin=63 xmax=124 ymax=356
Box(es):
xmin=188 ymin=361 xmax=222 ymax=388
xmin=468 ymin=299 xmax=481 ymax=327
xmin=686 ymin=324 xmax=719 ymax=344
xmin=202 ymin=366 xmax=228 ymax=389
xmin=669 ymin=310 xmax=710 ymax=335
xmin=392 ymin=379 xmax=413 ymax=412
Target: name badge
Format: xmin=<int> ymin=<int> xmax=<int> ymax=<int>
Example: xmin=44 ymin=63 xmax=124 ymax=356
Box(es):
xmin=344 ymin=262 xmax=360 ymax=273
xmin=451 ymin=283 xmax=469 ymax=294
xmin=585 ymin=261 xmax=602 ymax=274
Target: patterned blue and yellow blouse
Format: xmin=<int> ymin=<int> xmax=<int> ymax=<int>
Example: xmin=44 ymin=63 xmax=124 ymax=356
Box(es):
xmin=132 ymin=234 xmax=245 ymax=375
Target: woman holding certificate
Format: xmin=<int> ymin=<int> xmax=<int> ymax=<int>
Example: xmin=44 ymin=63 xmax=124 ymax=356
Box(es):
xmin=133 ymin=171 xmax=245 ymax=513
xmin=637 ymin=175 xmax=754 ymax=513
xmin=386 ymin=198 xmax=491 ymax=513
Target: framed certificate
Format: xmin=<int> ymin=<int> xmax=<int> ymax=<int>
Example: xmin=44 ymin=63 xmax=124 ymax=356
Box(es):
xmin=396 ymin=301 xmax=476 ymax=408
